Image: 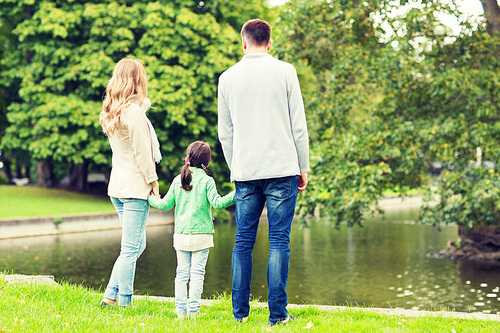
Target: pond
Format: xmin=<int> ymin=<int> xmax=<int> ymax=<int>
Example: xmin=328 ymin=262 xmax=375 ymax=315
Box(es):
xmin=2 ymin=206 xmax=500 ymax=314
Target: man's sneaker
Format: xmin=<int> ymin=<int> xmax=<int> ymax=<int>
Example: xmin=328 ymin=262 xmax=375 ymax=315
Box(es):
xmin=270 ymin=315 xmax=295 ymax=326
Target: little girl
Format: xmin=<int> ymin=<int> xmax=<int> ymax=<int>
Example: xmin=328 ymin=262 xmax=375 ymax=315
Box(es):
xmin=148 ymin=141 xmax=235 ymax=318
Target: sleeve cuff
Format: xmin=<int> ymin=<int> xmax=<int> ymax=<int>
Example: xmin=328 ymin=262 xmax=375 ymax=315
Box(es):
xmin=145 ymin=174 xmax=158 ymax=184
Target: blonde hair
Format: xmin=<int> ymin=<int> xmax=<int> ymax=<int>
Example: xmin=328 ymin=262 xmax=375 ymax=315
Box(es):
xmin=100 ymin=58 xmax=148 ymax=136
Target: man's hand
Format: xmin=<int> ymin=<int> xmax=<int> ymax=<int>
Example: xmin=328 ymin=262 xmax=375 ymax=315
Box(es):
xmin=298 ymin=172 xmax=308 ymax=193
xmin=151 ymin=180 xmax=160 ymax=198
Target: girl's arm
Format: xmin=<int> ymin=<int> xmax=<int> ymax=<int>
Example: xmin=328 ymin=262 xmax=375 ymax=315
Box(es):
xmin=206 ymin=178 xmax=235 ymax=210
xmin=148 ymin=183 xmax=175 ymax=210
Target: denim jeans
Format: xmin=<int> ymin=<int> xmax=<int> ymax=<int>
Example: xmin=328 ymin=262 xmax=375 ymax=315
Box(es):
xmin=232 ymin=176 xmax=298 ymax=324
xmin=103 ymin=197 xmax=149 ymax=306
xmin=175 ymin=248 xmax=210 ymax=315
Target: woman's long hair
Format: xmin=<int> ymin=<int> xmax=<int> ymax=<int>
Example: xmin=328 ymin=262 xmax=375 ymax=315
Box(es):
xmin=181 ymin=141 xmax=211 ymax=191
xmin=100 ymin=58 xmax=148 ymax=136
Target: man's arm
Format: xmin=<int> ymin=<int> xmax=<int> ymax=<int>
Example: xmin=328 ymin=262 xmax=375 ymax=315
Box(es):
xmin=287 ymin=66 xmax=310 ymax=185
xmin=217 ymin=83 xmax=234 ymax=170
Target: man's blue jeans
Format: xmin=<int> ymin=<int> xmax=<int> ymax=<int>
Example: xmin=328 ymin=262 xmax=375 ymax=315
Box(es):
xmin=104 ymin=197 xmax=149 ymax=306
xmin=232 ymin=176 xmax=298 ymax=324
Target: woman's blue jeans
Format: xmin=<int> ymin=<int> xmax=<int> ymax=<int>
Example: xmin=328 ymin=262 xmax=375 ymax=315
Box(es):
xmin=103 ymin=197 xmax=149 ymax=306
xmin=175 ymin=248 xmax=210 ymax=316
xmin=232 ymin=176 xmax=298 ymax=324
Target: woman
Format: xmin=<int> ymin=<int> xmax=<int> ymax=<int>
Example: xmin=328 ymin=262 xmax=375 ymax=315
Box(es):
xmin=99 ymin=58 xmax=161 ymax=307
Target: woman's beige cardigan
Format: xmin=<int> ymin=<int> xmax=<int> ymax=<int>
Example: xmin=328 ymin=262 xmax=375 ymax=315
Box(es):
xmin=107 ymin=103 xmax=158 ymax=200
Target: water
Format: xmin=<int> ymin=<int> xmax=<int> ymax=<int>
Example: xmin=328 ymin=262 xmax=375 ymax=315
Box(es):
xmin=2 ymin=207 xmax=500 ymax=314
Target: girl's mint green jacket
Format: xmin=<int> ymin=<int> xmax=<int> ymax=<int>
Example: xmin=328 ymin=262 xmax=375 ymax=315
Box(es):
xmin=148 ymin=167 xmax=235 ymax=234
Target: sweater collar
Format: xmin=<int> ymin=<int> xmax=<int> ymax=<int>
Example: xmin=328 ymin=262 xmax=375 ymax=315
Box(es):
xmin=241 ymin=53 xmax=273 ymax=62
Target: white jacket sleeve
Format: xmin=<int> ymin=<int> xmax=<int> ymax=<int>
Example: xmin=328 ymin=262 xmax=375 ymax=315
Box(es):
xmin=123 ymin=105 xmax=158 ymax=184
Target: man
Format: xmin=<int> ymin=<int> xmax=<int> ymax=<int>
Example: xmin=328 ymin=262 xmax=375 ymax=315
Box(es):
xmin=217 ymin=19 xmax=310 ymax=325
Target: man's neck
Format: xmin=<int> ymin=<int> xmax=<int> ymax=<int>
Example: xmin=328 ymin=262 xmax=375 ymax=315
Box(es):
xmin=244 ymin=47 xmax=268 ymax=55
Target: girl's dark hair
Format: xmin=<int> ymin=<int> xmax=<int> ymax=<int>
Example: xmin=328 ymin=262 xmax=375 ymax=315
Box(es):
xmin=181 ymin=141 xmax=211 ymax=191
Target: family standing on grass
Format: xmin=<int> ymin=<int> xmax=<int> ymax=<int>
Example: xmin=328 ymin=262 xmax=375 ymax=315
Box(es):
xmin=98 ymin=19 xmax=309 ymax=326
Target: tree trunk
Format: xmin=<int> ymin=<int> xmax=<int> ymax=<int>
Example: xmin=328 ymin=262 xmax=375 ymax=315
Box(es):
xmin=458 ymin=224 xmax=500 ymax=252
xmin=15 ymin=157 xmax=22 ymax=178
xmin=480 ymin=0 xmax=500 ymax=34
xmin=3 ymin=159 xmax=13 ymax=184
xmin=25 ymin=162 xmax=31 ymax=181
xmin=37 ymin=160 xmax=55 ymax=188
xmin=68 ymin=162 xmax=89 ymax=193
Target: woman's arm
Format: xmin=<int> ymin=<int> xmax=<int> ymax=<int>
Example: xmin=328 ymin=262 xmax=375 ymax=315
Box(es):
xmin=123 ymin=105 xmax=158 ymax=185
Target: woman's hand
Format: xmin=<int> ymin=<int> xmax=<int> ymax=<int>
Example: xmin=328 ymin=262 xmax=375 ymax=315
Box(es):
xmin=151 ymin=180 xmax=160 ymax=198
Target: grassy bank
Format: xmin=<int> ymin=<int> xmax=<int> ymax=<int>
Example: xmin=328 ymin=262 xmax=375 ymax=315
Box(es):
xmin=0 ymin=183 xmax=423 ymax=220
xmin=0 ymin=185 xmax=114 ymax=219
xmin=1 ymin=279 xmax=499 ymax=332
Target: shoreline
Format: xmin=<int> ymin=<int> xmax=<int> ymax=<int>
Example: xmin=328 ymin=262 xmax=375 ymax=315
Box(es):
xmin=0 ymin=196 xmax=433 ymax=239
xmin=0 ymin=208 xmax=174 ymax=240
xmin=2 ymin=274 xmax=498 ymax=322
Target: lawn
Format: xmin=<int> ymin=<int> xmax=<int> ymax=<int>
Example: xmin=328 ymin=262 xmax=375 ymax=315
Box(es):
xmin=0 ymin=185 xmax=115 ymax=219
xmin=1 ymin=278 xmax=500 ymax=332
xmin=0 ymin=182 xmax=423 ymax=220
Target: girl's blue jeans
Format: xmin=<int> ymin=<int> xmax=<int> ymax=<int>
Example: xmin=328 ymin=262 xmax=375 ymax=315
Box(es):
xmin=232 ymin=176 xmax=298 ymax=324
xmin=175 ymin=248 xmax=210 ymax=316
xmin=103 ymin=197 xmax=149 ymax=306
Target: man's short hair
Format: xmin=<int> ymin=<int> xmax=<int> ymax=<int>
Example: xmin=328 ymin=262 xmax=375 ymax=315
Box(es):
xmin=241 ymin=19 xmax=271 ymax=47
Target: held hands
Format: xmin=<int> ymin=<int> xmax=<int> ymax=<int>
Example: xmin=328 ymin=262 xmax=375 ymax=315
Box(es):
xmin=151 ymin=180 xmax=160 ymax=198
xmin=298 ymin=172 xmax=308 ymax=193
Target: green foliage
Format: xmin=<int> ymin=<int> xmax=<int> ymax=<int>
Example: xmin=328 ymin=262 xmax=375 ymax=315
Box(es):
xmin=0 ymin=1 xmax=270 ymax=190
xmin=274 ymin=0 xmax=500 ymax=230
xmin=273 ymin=0 xmax=400 ymax=226
xmin=211 ymin=207 xmax=231 ymax=223
xmin=137 ymin=2 xmax=241 ymax=184
xmin=420 ymin=167 xmax=500 ymax=229
xmin=377 ymin=20 xmax=500 ymax=229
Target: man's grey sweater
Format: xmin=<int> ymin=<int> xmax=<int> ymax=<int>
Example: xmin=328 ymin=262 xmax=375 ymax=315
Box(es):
xmin=218 ymin=53 xmax=310 ymax=182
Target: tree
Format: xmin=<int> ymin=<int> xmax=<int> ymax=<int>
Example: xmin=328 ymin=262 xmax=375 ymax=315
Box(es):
xmin=0 ymin=0 xmax=270 ymax=192
xmin=273 ymin=0 xmax=415 ymax=226
xmin=0 ymin=0 xmax=115 ymax=189
xmin=371 ymin=2 xmax=500 ymax=257
xmin=273 ymin=0 xmax=500 ymax=258
xmin=480 ymin=0 xmax=500 ymax=33
xmin=0 ymin=5 xmax=32 ymax=184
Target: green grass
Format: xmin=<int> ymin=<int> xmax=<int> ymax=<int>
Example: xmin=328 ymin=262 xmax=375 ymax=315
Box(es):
xmin=0 ymin=185 xmax=114 ymax=219
xmin=0 ymin=183 xmax=423 ymax=220
xmin=381 ymin=187 xmax=422 ymax=198
xmin=1 ymin=279 xmax=499 ymax=332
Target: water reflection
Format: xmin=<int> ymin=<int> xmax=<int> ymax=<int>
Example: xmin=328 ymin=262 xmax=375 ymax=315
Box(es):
xmin=2 ymin=207 xmax=500 ymax=314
